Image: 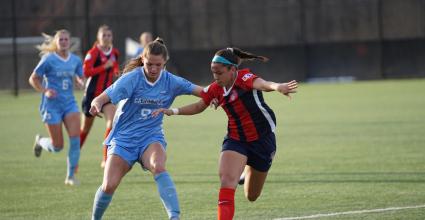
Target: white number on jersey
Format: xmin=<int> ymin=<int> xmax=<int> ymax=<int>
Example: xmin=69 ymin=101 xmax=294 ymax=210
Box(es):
xmin=140 ymin=108 xmax=152 ymax=120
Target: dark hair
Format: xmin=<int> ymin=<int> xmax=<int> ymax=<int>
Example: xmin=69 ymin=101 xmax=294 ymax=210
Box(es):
xmin=122 ymin=37 xmax=169 ymax=73
xmin=214 ymin=47 xmax=269 ymax=67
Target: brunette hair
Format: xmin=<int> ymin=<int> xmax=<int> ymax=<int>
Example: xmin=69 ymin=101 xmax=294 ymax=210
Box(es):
xmin=214 ymin=47 xmax=269 ymax=67
xmin=122 ymin=37 xmax=169 ymax=73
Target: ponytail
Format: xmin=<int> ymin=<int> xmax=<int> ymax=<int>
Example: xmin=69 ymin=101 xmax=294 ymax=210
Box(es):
xmin=122 ymin=56 xmax=143 ymax=74
xmin=213 ymin=47 xmax=268 ymax=67
xmin=232 ymin=47 xmax=269 ymax=63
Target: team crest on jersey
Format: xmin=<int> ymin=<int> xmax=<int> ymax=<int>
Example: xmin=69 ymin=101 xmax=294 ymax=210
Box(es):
xmin=84 ymin=54 xmax=91 ymax=61
xmin=242 ymin=73 xmax=254 ymax=81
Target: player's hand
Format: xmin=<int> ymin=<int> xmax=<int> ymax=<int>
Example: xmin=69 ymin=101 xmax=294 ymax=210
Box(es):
xmin=277 ymin=80 xmax=298 ymax=99
xmin=104 ymin=60 xmax=114 ymax=69
xmin=75 ymin=77 xmax=85 ymax=90
xmin=209 ymin=98 xmax=219 ymax=110
xmin=89 ymin=102 xmax=103 ymax=118
xmin=44 ymin=88 xmax=57 ymax=98
xmin=152 ymin=108 xmax=173 ymax=117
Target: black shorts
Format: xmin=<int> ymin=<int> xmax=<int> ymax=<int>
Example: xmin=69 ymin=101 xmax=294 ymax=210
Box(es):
xmin=81 ymin=94 xmax=94 ymax=117
xmin=222 ymin=132 xmax=276 ymax=172
xmin=81 ymin=94 xmax=112 ymax=117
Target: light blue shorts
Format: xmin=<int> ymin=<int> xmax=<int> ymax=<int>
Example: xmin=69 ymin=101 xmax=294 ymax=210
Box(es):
xmin=107 ymin=133 xmax=167 ymax=168
xmin=40 ymin=99 xmax=79 ymax=124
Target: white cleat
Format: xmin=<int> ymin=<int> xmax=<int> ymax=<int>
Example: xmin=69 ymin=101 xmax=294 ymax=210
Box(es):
xmin=64 ymin=176 xmax=80 ymax=186
xmin=33 ymin=134 xmax=42 ymax=157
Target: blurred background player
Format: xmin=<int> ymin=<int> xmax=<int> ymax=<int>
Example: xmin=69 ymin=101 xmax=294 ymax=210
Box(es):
xmin=80 ymin=25 xmax=120 ymax=168
xmin=29 ymin=29 xmax=84 ymax=186
xmin=90 ymin=38 xmax=203 ymax=220
xmin=153 ymin=47 xmax=298 ymax=220
xmin=134 ymin=31 xmax=153 ymax=58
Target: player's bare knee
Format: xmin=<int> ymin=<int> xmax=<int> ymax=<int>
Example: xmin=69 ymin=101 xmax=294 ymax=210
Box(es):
xmin=219 ymin=173 xmax=239 ymax=186
xmin=149 ymin=163 xmax=166 ymax=175
xmin=102 ymin=182 xmax=118 ymax=194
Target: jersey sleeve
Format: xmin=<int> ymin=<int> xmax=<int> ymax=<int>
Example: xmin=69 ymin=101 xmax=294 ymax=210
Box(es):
xmin=33 ymin=55 xmax=50 ymax=77
xmin=171 ymin=74 xmax=196 ymax=96
xmin=112 ymin=49 xmax=120 ymax=76
xmin=83 ymin=49 xmax=106 ymax=77
xmin=200 ymin=84 xmax=215 ymax=105
xmin=105 ymin=70 xmax=138 ymax=104
xmin=75 ymin=57 xmax=83 ymax=77
xmin=238 ymin=69 xmax=258 ymax=90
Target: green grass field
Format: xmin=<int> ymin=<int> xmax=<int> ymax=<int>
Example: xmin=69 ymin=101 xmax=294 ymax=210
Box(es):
xmin=1 ymin=79 xmax=425 ymax=220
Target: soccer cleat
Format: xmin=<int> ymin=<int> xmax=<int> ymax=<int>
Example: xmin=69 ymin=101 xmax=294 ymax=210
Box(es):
xmin=170 ymin=217 xmax=180 ymax=220
xmin=64 ymin=176 xmax=80 ymax=186
xmin=33 ymin=134 xmax=42 ymax=157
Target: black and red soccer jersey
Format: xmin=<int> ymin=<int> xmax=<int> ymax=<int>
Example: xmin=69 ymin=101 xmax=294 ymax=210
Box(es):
xmin=83 ymin=45 xmax=120 ymax=97
xmin=201 ymin=68 xmax=276 ymax=142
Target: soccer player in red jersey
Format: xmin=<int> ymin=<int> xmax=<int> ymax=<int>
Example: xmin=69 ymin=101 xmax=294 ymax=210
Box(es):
xmin=80 ymin=25 xmax=120 ymax=168
xmin=153 ymin=47 xmax=298 ymax=220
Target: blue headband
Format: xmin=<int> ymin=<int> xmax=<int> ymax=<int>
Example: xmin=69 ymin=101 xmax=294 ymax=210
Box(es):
xmin=212 ymin=55 xmax=237 ymax=66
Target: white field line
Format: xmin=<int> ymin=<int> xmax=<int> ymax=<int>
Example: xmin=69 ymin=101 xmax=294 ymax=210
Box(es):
xmin=274 ymin=204 xmax=425 ymax=220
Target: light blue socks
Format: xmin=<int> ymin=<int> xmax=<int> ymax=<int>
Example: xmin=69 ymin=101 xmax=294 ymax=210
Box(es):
xmin=155 ymin=172 xmax=180 ymax=219
xmin=67 ymin=136 xmax=80 ymax=178
xmin=92 ymin=186 xmax=113 ymax=220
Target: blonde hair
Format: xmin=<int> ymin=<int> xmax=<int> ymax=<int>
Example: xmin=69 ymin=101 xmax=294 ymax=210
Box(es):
xmin=36 ymin=29 xmax=71 ymax=56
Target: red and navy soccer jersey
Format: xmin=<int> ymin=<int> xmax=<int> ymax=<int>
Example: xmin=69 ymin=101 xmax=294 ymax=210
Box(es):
xmin=201 ymin=68 xmax=276 ymax=142
xmin=83 ymin=45 xmax=120 ymax=98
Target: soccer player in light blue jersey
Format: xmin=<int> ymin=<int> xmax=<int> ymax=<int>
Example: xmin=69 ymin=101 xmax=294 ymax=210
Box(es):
xmin=90 ymin=38 xmax=203 ymax=220
xmin=29 ymin=29 xmax=84 ymax=186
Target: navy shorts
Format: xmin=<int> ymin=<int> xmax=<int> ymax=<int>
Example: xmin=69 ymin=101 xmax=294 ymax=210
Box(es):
xmin=81 ymin=94 xmax=95 ymax=117
xmin=222 ymin=132 xmax=276 ymax=172
xmin=81 ymin=94 xmax=111 ymax=117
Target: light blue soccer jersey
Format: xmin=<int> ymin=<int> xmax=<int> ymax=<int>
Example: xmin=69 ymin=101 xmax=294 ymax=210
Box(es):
xmin=104 ymin=67 xmax=196 ymax=148
xmin=34 ymin=52 xmax=83 ymax=111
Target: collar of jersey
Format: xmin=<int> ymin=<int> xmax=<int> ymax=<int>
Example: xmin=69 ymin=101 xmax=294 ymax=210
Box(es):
xmin=141 ymin=67 xmax=163 ymax=86
xmin=222 ymin=71 xmax=238 ymax=96
xmin=97 ymin=45 xmax=112 ymax=56
xmin=53 ymin=52 xmax=70 ymax=62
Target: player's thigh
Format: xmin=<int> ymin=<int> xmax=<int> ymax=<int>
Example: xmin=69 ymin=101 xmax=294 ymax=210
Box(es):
xmin=63 ymin=112 xmax=81 ymax=137
xmin=102 ymin=154 xmax=131 ymax=193
xmin=219 ymin=150 xmax=247 ymax=188
xmin=44 ymin=123 xmax=64 ymax=147
xmin=243 ymin=166 xmax=268 ymax=200
xmin=141 ymin=142 xmax=167 ymax=174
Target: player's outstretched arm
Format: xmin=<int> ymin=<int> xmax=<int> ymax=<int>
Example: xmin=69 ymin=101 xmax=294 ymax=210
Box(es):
xmin=253 ymin=78 xmax=298 ymax=99
xmin=152 ymin=99 xmax=208 ymax=117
